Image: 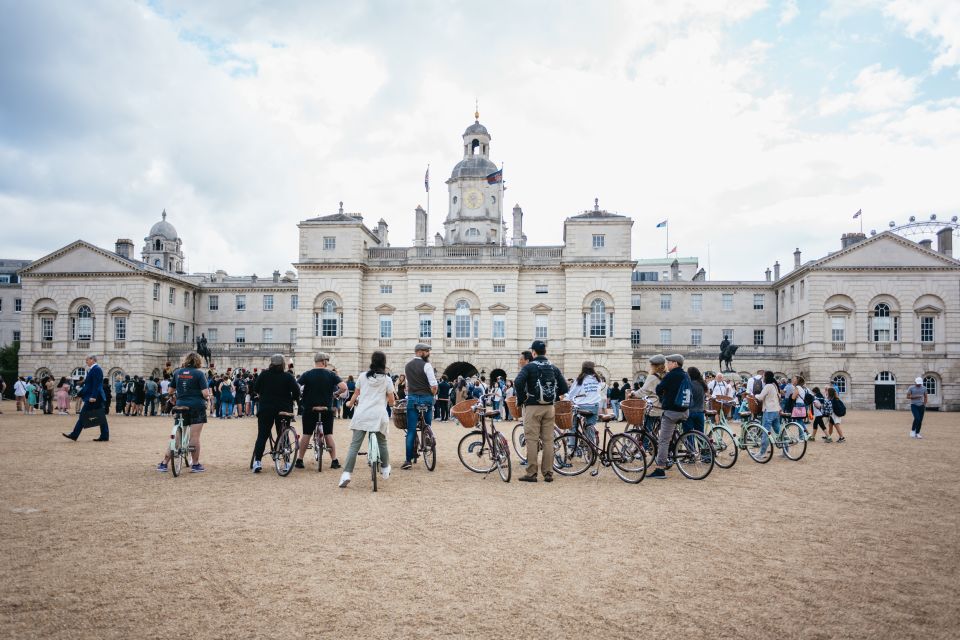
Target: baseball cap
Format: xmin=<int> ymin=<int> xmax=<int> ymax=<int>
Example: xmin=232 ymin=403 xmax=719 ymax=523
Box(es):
xmin=915 ymin=377 xmax=923 ymax=385
xmin=530 ymin=340 xmax=546 ymax=352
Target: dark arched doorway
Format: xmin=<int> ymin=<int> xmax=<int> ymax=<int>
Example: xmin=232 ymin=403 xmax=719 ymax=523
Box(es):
xmin=444 ymin=361 xmax=478 ymax=380
xmin=490 ymin=368 xmax=507 ymax=384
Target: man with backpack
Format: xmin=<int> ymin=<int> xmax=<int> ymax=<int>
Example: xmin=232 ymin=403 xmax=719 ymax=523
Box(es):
xmin=649 ymin=354 xmax=692 ymax=479
xmin=514 ymin=340 xmax=569 ymax=483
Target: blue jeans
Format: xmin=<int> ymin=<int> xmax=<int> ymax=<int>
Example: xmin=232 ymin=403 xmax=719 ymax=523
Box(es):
xmin=144 ymin=393 xmax=157 ymax=416
xmin=405 ymin=394 xmax=434 ymax=462
xmin=759 ymin=410 xmax=780 ymax=456
xmin=684 ymin=411 xmax=705 ymax=434
xmin=220 ymin=400 xmax=234 ymax=418
xmin=911 ymin=404 xmax=925 ymax=433
xmin=610 ymin=399 xmax=621 ymax=421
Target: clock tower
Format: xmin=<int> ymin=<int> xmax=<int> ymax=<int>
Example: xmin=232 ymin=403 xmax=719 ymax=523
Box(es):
xmin=443 ymin=111 xmax=505 ymax=244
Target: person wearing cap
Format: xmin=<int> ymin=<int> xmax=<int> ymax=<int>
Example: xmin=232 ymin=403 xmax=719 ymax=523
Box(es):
xmin=638 ymin=355 xmax=666 ymax=431
xmin=649 ymin=354 xmax=691 ymax=479
xmin=251 ymin=354 xmax=301 ymax=473
xmin=402 ymin=343 xmax=438 ymax=469
xmin=514 ymin=340 xmax=569 ymax=483
xmin=906 ymin=377 xmax=928 ymax=439
xmin=295 ymin=352 xmax=347 ymax=469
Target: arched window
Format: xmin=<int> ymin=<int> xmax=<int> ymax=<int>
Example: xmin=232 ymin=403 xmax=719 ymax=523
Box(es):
xmin=154 ymin=259 xmax=161 ymax=267
xmin=875 ymin=371 xmax=895 ymax=383
xmin=71 ymin=367 xmax=86 ymax=379
xmin=832 ymin=374 xmax=848 ymax=394
xmin=589 ymin=299 xmax=607 ymax=337
xmin=923 ymin=375 xmax=938 ymax=396
xmin=321 ymin=299 xmax=338 ymax=337
xmin=872 ymin=303 xmax=898 ymax=342
xmin=465 ymin=228 xmax=481 ymax=238
xmin=455 ymin=300 xmax=471 ymax=338
xmin=154 ymin=239 xmax=162 ymax=251
xmin=73 ymin=305 xmax=93 ymax=341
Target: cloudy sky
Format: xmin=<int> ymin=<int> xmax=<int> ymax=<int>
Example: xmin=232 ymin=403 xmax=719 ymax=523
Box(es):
xmin=1 ymin=0 xmax=958 ymax=280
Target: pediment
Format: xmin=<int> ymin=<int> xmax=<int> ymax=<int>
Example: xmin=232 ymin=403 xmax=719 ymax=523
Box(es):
xmin=375 ymin=303 xmax=396 ymax=313
xmin=414 ymin=303 xmax=436 ymax=311
xmin=914 ymin=304 xmax=943 ymax=315
xmin=487 ymin=303 xmax=511 ymax=312
xmin=530 ymin=303 xmax=553 ymax=312
xmin=814 ymin=233 xmax=960 ymax=270
xmin=825 ymin=303 xmax=854 ymax=314
xmin=35 ymin=306 xmax=59 ymax=315
xmin=21 ymin=241 xmax=142 ymax=276
xmin=109 ymin=305 xmax=132 ymax=315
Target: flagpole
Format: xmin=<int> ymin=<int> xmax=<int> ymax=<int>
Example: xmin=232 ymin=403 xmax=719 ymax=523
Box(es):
xmin=666 ymin=220 xmax=669 ymax=258
xmin=427 ymin=163 xmax=430 ymax=231
xmin=499 ymin=162 xmax=504 ymax=247
xmin=860 ymin=209 xmax=863 ymax=234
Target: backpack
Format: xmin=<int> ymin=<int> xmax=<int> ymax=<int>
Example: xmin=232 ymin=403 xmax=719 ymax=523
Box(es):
xmin=674 ymin=374 xmax=692 ymax=410
xmin=804 ymin=389 xmax=815 ymax=406
xmin=751 ymin=377 xmax=763 ymax=395
xmin=832 ymin=398 xmax=847 ymax=417
xmin=529 ymin=360 xmax=558 ymax=405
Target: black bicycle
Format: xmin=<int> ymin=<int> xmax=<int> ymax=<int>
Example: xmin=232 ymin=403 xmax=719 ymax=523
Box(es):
xmin=627 ymin=411 xmax=716 ymax=480
xmin=553 ymin=409 xmax=648 ymax=483
xmin=456 ymin=394 xmax=511 ymax=482
xmin=308 ymin=405 xmax=329 ymax=472
xmin=249 ymin=411 xmax=298 ymax=476
xmin=411 ymin=402 xmax=437 ymax=471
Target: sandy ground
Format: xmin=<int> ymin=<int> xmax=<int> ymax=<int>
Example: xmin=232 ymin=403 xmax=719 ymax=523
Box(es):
xmin=0 ymin=405 xmax=957 ymax=639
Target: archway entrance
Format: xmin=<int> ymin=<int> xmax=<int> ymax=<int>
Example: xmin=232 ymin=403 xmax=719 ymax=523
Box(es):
xmin=444 ymin=361 xmax=478 ymax=381
xmin=490 ymin=368 xmax=507 ymax=385
xmin=874 ymin=371 xmax=896 ymax=410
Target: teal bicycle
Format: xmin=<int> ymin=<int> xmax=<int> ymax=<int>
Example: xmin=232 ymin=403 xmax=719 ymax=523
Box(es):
xmin=168 ymin=406 xmax=193 ymax=477
xmin=358 ymin=430 xmax=384 ymax=492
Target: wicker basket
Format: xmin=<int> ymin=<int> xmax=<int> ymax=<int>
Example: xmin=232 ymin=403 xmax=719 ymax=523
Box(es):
xmin=554 ymin=400 xmax=573 ymax=430
xmin=747 ymin=396 xmax=760 ymax=416
xmin=451 ymin=399 xmax=479 ymax=429
xmin=505 ymin=396 xmax=522 ymax=420
xmin=392 ymin=399 xmax=408 ymax=430
xmin=620 ymin=398 xmax=647 ymax=426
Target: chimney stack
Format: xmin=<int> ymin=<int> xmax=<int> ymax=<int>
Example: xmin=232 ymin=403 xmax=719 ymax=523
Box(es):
xmin=376 ymin=219 xmax=389 ymax=247
xmin=272 ymin=270 xmax=280 ymax=283
xmin=251 ymin=273 xmax=257 ymax=283
xmin=512 ymin=204 xmax=524 ymax=246
xmin=841 ymin=232 xmax=866 ymax=249
xmin=414 ymin=206 xmax=427 ymax=247
xmin=793 ymin=248 xmax=801 ymax=269
xmin=918 ymin=239 xmax=933 ymax=251
xmin=114 ymin=238 xmax=134 ymax=259
xmin=765 ymin=267 xmax=772 ymax=282
xmin=670 ymin=259 xmax=680 ymax=281
xmin=773 ymin=261 xmax=780 ymax=280
xmin=936 ymin=227 xmax=953 ymax=257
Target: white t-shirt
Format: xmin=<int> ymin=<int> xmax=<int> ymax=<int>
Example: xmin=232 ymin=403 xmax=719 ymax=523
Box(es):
xmin=160 ymin=379 xmax=170 ymax=394
xmin=350 ymin=373 xmax=395 ymax=433
xmin=568 ymin=374 xmax=603 ymax=407
xmin=14 ymin=380 xmax=27 ymax=396
xmin=709 ymin=380 xmax=731 ymax=397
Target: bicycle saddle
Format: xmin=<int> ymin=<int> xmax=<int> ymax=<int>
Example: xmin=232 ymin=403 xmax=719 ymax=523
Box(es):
xmin=172 ymin=406 xmax=191 ymax=412
xmin=598 ymin=414 xmax=615 ymax=422
xmin=575 ymin=408 xmax=596 ymax=416
xmin=312 ymin=406 xmax=328 ymax=411
xmin=277 ymin=411 xmax=294 ymax=417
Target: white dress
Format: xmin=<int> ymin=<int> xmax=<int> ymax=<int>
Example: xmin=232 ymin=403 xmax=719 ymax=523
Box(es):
xmin=349 ymin=373 xmax=394 ymax=433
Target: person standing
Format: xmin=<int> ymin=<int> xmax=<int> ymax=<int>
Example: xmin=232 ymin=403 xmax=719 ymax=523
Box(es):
xmin=251 ymin=354 xmax=301 ymax=473
xmin=685 ymin=367 xmax=708 ymax=435
xmin=648 ymin=354 xmax=691 ymax=479
xmin=567 ymin=361 xmax=603 ymax=444
xmin=55 ymin=377 xmax=71 ymax=414
xmin=436 ymin=375 xmax=451 ymax=421
xmin=144 ymin=377 xmax=159 ymax=416
xmin=13 ymin=376 xmax=27 ymax=412
xmin=756 ymin=370 xmax=782 ymax=455
xmin=102 ymin=378 xmax=112 ymax=415
xmin=639 ymin=355 xmax=666 ymax=431
xmin=295 ymin=352 xmax=346 ymax=469
xmin=403 ymin=343 xmax=438 ymax=469
xmin=62 ymin=354 xmax=109 ymax=442
xmin=157 ymin=352 xmax=211 ymax=473
xmin=340 ymin=351 xmax=394 ymax=488
xmin=907 ymin=377 xmax=927 ymax=439
xmin=514 ymin=340 xmax=569 ymax=483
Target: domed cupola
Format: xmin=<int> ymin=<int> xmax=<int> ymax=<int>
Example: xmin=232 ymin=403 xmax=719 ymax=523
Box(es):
xmin=444 ymin=108 xmax=505 ymax=245
xmin=142 ymin=209 xmax=186 ymax=272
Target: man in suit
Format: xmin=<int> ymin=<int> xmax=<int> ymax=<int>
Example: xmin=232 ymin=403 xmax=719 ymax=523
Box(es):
xmin=62 ymin=354 xmax=109 ymax=442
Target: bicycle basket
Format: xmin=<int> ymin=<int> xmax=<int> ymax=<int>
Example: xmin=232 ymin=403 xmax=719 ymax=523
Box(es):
xmin=392 ymin=399 xmax=408 ymax=430
xmin=554 ymin=400 xmax=573 ymax=430
xmin=746 ymin=396 xmax=760 ymax=416
xmin=505 ymin=396 xmax=522 ymax=420
xmin=620 ymin=398 xmax=647 ymax=425
xmin=451 ymin=399 xmax=479 ymax=429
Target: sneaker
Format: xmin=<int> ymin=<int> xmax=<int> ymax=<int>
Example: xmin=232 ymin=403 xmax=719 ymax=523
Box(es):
xmin=252 ymin=461 xmax=262 ymax=473
xmin=518 ymin=475 xmax=537 ymax=482
xmin=190 ymin=464 xmax=205 ymax=473
xmin=294 ymin=459 xmax=305 ymax=469
xmin=330 ymin=459 xmax=341 ymax=469
xmin=910 ymin=432 xmax=917 ymax=438
xmin=338 ymin=472 xmax=351 ymax=488
xmin=156 ymin=462 xmax=168 ymax=472
xmin=912 ymin=434 xmax=921 ymax=439
xmin=823 ymin=437 xmax=833 ymax=443
xmin=381 ymin=465 xmax=391 ymax=480
xmin=543 ymin=474 xmax=554 ymax=483
xmin=648 ymin=468 xmax=667 ymax=479
xmin=401 ymin=461 xmax=412 ymax=470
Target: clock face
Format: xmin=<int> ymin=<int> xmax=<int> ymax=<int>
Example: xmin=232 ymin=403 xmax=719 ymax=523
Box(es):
xmin=464 ymin=189 xmax=483 ymax=209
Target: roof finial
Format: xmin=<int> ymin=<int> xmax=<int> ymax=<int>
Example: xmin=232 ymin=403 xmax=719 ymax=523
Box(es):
xmin=338 ymin=201 xmax=344 ymax=215
xmin=594 ymin=198 xmax=599 ymax=211
xmin=474 ymin=99 xmax=479 ymax=122
xmin=162 ymin=209 xmax=167 ymax=220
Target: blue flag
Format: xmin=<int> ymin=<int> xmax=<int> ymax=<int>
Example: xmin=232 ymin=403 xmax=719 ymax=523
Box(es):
xmin=656 ymin=220 xmax=667 ymax=228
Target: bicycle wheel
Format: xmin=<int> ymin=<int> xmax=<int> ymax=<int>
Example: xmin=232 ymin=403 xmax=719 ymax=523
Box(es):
xmin=511 ymin=422 xmax=527 ymax=464
xmin=274 ymin=427 xmax=297 ymax=476
xmin=552 ymin=432 xmax=595 ymax=476
xmin=608 ymin=433 xmax=647 ymax=484
xmin=780 ymin=421 xmax=808 ymax=461
xmin=458 ymin=430 xmax=496 ymax=473
xmin=171 ymin=425 xmax=184 ymax=477
xmin=626 ymin=428 xmax=657 ymax=470
xmin=313 ymin=432 xmax=324 ymax=472
xmin=744 ymin=423 xmax=773 ymax=464
xmin=674 ymin=431 xmax=715 ymax=480
xmin=494 ymin=432 xmax=511 ymax=482
xmin=422 ymin=429 xmax=437 ymax=471
xmin=708 ymin=426 xmax=739 ymax=469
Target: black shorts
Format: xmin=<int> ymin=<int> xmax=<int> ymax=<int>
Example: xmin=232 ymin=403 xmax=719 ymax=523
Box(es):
xmin=175 ymin=406 xmax=207 ymax=426
xmin=303 ymin=409 xmax=334 ymax=436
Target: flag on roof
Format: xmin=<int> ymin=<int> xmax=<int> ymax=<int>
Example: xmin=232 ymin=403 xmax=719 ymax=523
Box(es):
xmin=486 ymin=169 xmax=503 ymax=185
xmin=424 ymin=166 xmax=429 ymax=192
xmin=668 ymin=245 xmax=677 ymax=254
xmin=852 ymin=208 xmax=861 ymax=218
xmin=656 ymin=220 xmax=667 ymax=228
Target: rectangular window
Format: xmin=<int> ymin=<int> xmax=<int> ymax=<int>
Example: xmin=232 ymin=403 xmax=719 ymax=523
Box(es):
xmin=831 ymin=317 xmax=845 ymax=342
xmin=153 ymin=283 xmax=160 ymax=301
xmin=492 ymin=314 xmax=505 ymax=339
xmin=420 ymin=284 xmax=433 ymax=294
xmin=379 ymin=315 xmax=392 ymax=339
xmin=263 ymin=294 xmax=274 ymax=311
xmin=631 ymin=328 xmax=641 ymax=348
xmin=114 ymin=317 xmax=126 ymax=341
xmin=873 ymin=315 xmax=891 ymax=342
xmin=290 ymin=294 xmax=299 ymax=310
xmin=535 ymin=314 xmax=548 ymax=339
xmin=659 ymin=328 xmax=672 ymax=345
xmin=290 ymin=328 xmax=297 ymax=343
xmin=12 ymin=330 xmax=20 ymax=342
xmin=380 ymin=284 xmax=393 ymax=294
xmin=0 ymin=299 xmax=3 ymax=312
xmin=920 ymin=316 xmax=934 ymax=342
xmin=455 ymin=311 xmax=471 ymax=338
xmin=722 ymin=328 xmax=734 ymax=342
xmin=152 ymin=319 xmax=159 ymax=341
xmin=445 ymin=315 xmax=453 ymax=339
xmin=660 ymin=294 xmax=672 ymax=311
xmin=753 ymin=329 xmax=765 ymax=345
xmin=262 ymin=328 xmax=273 ymax=343
xmin=592 ymin=234 xmax=605 ymax=248
xmin=320 ymin=312 xmax=338 ymax=337
xmin=493 ymin=284 xmax=506 ymax=293
xmin=323 ymin=236 xmax=336 ymax=250
xmin=14 ymin=298 xmax=22 ymax=313
xmin=0 ymin=275 xmax=9 ymax=283
xmin=183 ymin=325 xmax=190 ymax=342
xmin=800 ymin=280 xmax=805 ymax=299
xmin=167 ymin=322 xmax=175 ymax=341
xmin=722 ymin=293 xmax=733 ymax=311
xmin=535 ymin=284 xmax=548 ymax=294
xmin=753 ymin=294 xmax=765 ymax=310
xmin=208 ymin=295 xmax=219 ymax=311
xmin=690 ymin=294 xmax=701 ymax=312
xmin=419 ymin=314 xmax=432 ymax=339
xmin=235 ymin=295 xmax=246 ymax=311
xmin=789 ymin=285 xmax=795 ymax=303
xmin=184 ymin=291 xmax=190 ymax=308
xmin=690 ymin=329 xmax=702 ymax=347
xmin=168 ymin=287 xmax=175 ymax=304
xmin=235 ymin=328 xmax=245 ymax=344
xmin=800 ymin=319 xmax=805 ymax=342
xmin=41 ymin=317 xmax=54 ymax=342
xmin=631 ymin=294 xmax=641 ymax=310
xmin=207 ymin=328 xmax=217 ymax=342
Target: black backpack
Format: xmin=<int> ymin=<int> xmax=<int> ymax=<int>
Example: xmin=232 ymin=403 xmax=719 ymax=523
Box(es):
xmin=529 ymin=360 xmax=558 ymax=405
xmin=751 ymin=377 xmax=763 ymax=395
xmin=832 ymin=398 xmax=847 ymax=417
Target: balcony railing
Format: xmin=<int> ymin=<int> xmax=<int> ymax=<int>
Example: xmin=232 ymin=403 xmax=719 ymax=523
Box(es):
xmin=445 ymin=339 xmax=479 ymax=350
xmin=41 ymin=341 xmax=53 ymax=349
xmin=631 ymin=344 xmax=794 ymax=359
xmin=166 ymin=342 xmax=293 ymax=357
xmin=921 ymin=343 xmax=935 ymax=352
xmin=114 ymin=341 xmax=126 ymax=350
xmin=75 ymin=340 xmax=90 ymax=350
xmin=492 ymin=338 xmax=506 ymax=348
xmin=832 ymin=342 xmax=846 ymax=352
xmin=320 ymin=338 xmax=337 ymax=348
xmin=379 ymin=339 xmax=392 ymax=348
xmin=364 ymin=245 xmax=565 ymax=266
xmin=875 ymin=343 xmax=891 ymax=352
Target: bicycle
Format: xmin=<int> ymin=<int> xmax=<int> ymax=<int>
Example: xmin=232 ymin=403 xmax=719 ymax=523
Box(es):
xmin=455 ymin=394 xmax=511 ymax=482
xmin=743 ymin=411 xmax=808 ymax=463
xmin=168 ymin=406 xmax=193 ymax=477
xmin=552 ymin=409 xmax=647 ymax=483
xmin=704 ymin=397 xmax=739 ymax=469
xmin=391 ymin=399 xmax=436 ymax=471
xmin=509 ymin=398 xmax=565 ymax=465
xmin=358 ymin=430 xmax=384 ymax=492
xmin=308 ymin=405 xmax=329 ymax=472
xmin=625 ymin=402 xmax=716 ymax=480
xmin=249 ymin=411 xmax=299 ymax=476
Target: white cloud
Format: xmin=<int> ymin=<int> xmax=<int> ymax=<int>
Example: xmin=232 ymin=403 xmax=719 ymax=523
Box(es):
xmin=818 ymin=64 xmax=920 ymax=115
xmin=884 ymin=0 xmax=960 ymax=74
xmin=779 ymin=0 xmax=800 ymax=26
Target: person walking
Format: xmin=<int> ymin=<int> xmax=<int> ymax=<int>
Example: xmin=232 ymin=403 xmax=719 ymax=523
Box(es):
xmin=13 ymin=376 xmax=27 ymax=412
xmin=809 ymin=387 xmax=828 ymax=441
xmin=251 ymin=354 xmax=301 ymax=473
xmin=62 ymin=354 xmax=109 ymax=442
xmin=907 ymin=377 xmax=927 ymax=439
xmin=340 ymin=351 xmax=394 ymax=488
xmin=823 ymin=387 xmax=846 ymax=443
xmin=403 ymin=343 xmax=438 ymax=469
xmin=514 ymin=340 xmax=569 ymax=483
xmin=157 ymin=352 xmax=211 ymax=473
xmin=648 ymin=354 xmax=691 ymax=479
xmin=436 ymin=375 xmax=451 ymax=421
xmin=295 ymin=351 xmax=346 ymax=469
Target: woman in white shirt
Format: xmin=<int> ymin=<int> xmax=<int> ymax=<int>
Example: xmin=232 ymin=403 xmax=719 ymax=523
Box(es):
xmin=566 ymin=361 xmax=603 ymax=443
xmin=340 ymin=351 xmax=395 ymax=488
